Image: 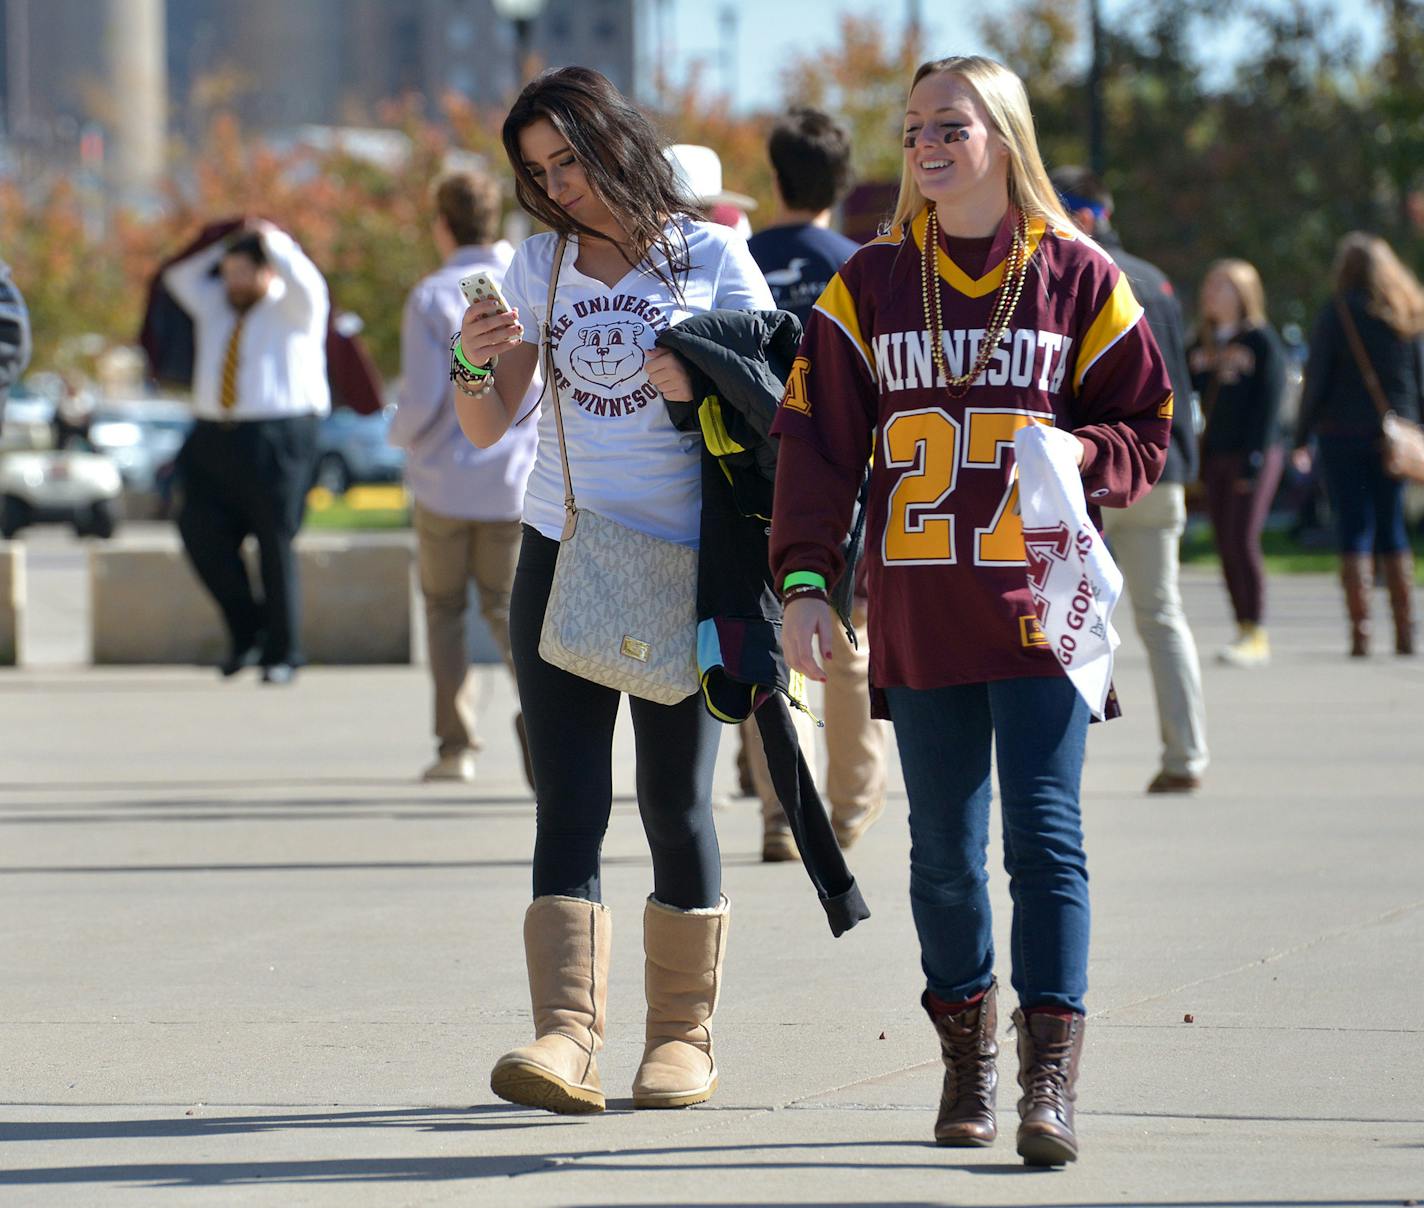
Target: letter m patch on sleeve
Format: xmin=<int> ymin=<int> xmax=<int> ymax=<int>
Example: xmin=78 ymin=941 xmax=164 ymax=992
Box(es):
xmin=782 ymin=355 xmax=812 ymax=416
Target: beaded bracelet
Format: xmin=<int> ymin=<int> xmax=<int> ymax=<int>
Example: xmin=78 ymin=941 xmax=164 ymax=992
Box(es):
xmin=455 ymin=375 xmax=496 ymax=399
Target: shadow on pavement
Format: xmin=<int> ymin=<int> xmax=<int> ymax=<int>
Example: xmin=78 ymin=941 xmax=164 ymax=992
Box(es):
xmin=0 ymin=1109 xmax=1413 ymax=1200
xmin=0 ymin=856 xmax=651 ymax=876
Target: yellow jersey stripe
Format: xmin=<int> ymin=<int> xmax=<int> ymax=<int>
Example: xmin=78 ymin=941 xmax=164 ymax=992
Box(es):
xmin=911 ymin=210 xmax=1047 ymax=299
xmin=812 ymin=272 xmax=876 ymax=380
xmin=1073 ymin=274 xmax=1145 ymax=392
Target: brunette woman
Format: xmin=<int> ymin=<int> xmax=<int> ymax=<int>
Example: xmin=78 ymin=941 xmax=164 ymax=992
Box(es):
xmin=454 ymin=67 xmax=773 ymax=1115
xmin=1294 ymin=233 xmax=1424 ymax=656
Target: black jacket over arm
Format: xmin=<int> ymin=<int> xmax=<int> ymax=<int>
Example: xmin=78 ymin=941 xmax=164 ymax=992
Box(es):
xmin=658 ymin=309 xmax=870 ymax=938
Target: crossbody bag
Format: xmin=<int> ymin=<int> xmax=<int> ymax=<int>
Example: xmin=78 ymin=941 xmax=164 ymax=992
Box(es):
xmin=1334 ymin=294 xmax=1424 ymax=484
xmin=535 ymin=234 xmax=701 ymax=705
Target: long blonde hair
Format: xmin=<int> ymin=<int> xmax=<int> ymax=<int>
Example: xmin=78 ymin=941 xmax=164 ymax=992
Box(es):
xmin=889 ymin=56 xmax=1075 ymax=234
xmin=1332 ymin=231 xmax=1424 ymax=338
xmin=1199 ymin=258 xmax=1269 ymax=331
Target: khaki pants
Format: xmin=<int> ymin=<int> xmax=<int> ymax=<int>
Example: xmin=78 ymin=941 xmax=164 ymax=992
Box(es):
xmin=414 ymin=503 xmax=522 ymax=757
xmin=1100 ymin=483 xmax=1209 ymax=778
xmin=747 ymin=602 xmax=887 ymax=836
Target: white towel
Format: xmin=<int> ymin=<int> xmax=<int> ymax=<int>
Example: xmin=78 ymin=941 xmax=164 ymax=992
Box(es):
xmin=1012 ymin=424 xmax=1123 ymax=720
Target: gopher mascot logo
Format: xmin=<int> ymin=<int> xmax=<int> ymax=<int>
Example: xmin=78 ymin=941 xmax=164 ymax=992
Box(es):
xmin=569 ymin=321 xmax=645 ymax=389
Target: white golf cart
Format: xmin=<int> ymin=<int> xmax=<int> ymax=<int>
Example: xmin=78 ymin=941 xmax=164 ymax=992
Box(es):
xmin=0 ymin=448 xmax=123 ymax=538
xmin=0 ymin=390 xmax=124 ymax=539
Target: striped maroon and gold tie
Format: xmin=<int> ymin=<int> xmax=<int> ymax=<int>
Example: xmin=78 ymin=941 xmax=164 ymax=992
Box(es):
xmin=219 ymin=315 xmax=245 ymax=411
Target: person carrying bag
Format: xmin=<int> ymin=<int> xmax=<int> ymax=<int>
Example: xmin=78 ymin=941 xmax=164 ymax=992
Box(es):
xmin=1333 ymin=294 xmax=1424 ymax=485
xmin=450 ymin=66 xmax=775 ymax=1117
xmin=1294 ymin=232 xmax=1424 ymax=656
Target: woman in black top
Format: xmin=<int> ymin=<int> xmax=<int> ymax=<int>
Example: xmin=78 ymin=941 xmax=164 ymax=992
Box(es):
xmin=1293 ymin=232 xmax=1424 ymax=656
xmin=1188 ymin=259 xmax=1286 ymax=668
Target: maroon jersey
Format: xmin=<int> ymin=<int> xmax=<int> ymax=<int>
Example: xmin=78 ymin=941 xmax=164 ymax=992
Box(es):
xmin=771 ymin=206 xmax=1172 ymax=697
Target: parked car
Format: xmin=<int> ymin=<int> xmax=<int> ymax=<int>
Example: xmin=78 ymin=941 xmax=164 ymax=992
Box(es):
xmin=85 ymin=400 xmax=194 ymax=495
xmin=313 ymin=405 xmax=404 ymax=494
xmin=0 ymin=383 xmax=57 ymax=452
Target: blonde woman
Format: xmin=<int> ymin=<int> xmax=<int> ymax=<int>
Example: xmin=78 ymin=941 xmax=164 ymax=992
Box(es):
xmin=1187 ymin=259 xmax=1287 ymax=667
xmin=771 ymin=55 xmax=1171 ymax=1165
xmin=1294 ymin=233 xmax=1424 ymax=656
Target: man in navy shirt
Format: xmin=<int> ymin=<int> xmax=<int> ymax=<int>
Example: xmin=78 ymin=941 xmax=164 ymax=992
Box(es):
xmin=745 ymin=108 xmax=886 ymax=863
xmin=748 ymin=108 xmax=860 ymax=325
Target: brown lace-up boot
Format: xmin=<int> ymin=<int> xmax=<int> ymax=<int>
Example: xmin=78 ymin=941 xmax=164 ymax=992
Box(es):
xmin=922 ymin=980 xmax=998 ymax=1146
xmin=1012 ymin=1007 xmax=1084 ymax=1166
xmin=1340 ymin=553 xmax=1373 ymax=657
xmin=1382 ymin=551 xmax=1416 ymax=655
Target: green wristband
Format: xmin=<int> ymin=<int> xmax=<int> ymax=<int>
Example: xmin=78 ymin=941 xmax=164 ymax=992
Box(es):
xmin=452 ymin=338 xmax=491 ymax=377
xmin=782 ymin=570 xmax=827 ymax=593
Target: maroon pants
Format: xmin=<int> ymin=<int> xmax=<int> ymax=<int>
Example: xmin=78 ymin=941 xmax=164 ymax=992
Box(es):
xmin=1203 ymin=448 xmax=1285 ymax=625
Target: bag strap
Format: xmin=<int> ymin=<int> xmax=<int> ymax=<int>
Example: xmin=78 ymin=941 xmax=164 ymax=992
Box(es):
xmin=541 ymin=234 xmax=577 ymax=538
xmin=1334 ymin=294 xmax=1394 ymax=424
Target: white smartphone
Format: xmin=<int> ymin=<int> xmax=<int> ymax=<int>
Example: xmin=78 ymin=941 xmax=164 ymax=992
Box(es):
xmin=460 ymin=270 xmax=511 ymax=313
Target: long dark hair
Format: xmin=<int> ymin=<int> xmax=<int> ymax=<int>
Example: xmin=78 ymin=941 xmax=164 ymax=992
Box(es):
xmin=502 ymin=67 xmax=704 ymax=296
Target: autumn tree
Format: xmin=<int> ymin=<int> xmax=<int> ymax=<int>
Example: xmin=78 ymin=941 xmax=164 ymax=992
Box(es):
xmin=779 ymin=15 xmax=923 ymax=185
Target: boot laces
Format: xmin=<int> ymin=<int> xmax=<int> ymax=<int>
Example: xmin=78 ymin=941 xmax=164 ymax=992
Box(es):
xmin=1025 ymin=1034 xmax=1074 ymax=1110
xmin=939 ymin=1020 xmax=993 ymax=1098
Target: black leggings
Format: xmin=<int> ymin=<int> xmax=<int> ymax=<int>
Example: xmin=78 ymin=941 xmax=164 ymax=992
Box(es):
xmin=510 ymin=527 xmax=722 ymax=910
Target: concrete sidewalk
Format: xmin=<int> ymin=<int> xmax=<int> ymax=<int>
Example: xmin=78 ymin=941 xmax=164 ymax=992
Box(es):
xmin=1 ymin=571 xmax=1421 ymax=1206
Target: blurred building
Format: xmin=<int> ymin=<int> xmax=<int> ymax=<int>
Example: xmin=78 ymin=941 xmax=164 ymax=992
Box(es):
xmin=2 ymin=0 xmax=638 ymax=192
xmin=1 ymin=0 xmax=166 ymax=198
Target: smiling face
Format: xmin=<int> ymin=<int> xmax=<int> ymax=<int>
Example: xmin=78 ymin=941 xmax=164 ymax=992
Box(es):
xmin=903 ymin=72 xmax=1008 ymax=215
xmin=517 ymin=117 xmax=619 ymax=239
xmin=568 ymin=320 xmax=645 ymax=388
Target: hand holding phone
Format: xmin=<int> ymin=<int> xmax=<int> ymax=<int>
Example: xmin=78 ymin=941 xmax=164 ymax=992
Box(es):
xmin=458 ymin=271 xmax=523 ymax=370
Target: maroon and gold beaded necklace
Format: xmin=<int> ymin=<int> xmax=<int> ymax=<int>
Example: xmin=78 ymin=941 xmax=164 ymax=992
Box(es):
xmin=921 ymin=202 xmax=1030 ymax=399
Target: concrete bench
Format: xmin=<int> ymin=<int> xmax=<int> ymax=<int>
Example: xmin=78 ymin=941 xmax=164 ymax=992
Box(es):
xmin=90 ymin=533 xmax=416 ymax=665
xmin=0 ymin=543 xmax=21 ymax=665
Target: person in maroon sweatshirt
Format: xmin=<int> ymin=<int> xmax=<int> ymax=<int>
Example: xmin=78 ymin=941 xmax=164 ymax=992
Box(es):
xmin=770 ymin=56 xmax=1171 ymax=1166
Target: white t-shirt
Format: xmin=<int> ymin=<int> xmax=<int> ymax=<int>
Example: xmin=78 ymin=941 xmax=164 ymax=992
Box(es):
xmin=503 ymin=218 xmax=774 ymax=546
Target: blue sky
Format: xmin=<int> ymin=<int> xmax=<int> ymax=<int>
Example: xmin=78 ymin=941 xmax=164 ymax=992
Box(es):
xmin=653 ymin=0 xmax=1384 ymax=114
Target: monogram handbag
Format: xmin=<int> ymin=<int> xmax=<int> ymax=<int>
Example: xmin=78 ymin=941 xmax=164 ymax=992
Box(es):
xmin=1334 ymin=295 xmax=1424 ymax=484
xmin=536 ymin=235 xmax=700 ymax=705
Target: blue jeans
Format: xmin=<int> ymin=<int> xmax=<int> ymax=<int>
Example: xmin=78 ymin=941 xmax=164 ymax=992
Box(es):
xmin=885 ymin=675 xmax=1091 ymax=1013
xmin=1318 ymin=435 xmax=1409 ymax=555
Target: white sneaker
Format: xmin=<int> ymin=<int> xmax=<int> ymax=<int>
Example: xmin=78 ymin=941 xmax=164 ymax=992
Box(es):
xmin=1217 ymin=625 xmax=1270 ymax=668
xmin=421 ymin=750 xmax=477 ymax=782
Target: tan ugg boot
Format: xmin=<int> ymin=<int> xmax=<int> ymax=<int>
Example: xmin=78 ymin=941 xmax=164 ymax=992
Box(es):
xmin=489 ymin=896 xmax=610 ymax=1114
xmin=632 ymin=895 xmax=729 ymax=1108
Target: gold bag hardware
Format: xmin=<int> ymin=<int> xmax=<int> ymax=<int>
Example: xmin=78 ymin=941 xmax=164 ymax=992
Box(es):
xmin=621 ymin=636 xmax=651 ymax=662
